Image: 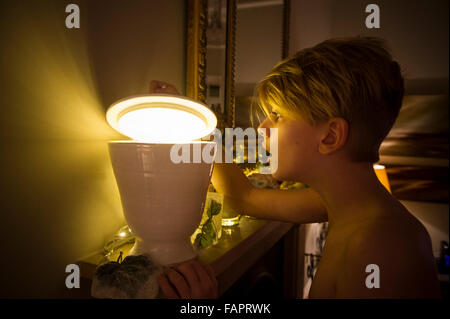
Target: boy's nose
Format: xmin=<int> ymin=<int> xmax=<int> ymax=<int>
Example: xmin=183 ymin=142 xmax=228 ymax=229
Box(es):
xmin=257 ymin=118 xmax=271 ymax=138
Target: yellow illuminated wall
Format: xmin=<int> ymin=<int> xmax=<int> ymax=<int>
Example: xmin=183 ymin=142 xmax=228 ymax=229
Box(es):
xmin=0 ymin=0 xmax=185 ymax=297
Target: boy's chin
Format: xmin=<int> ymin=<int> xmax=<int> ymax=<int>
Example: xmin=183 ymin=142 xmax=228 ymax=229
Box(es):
xmin=271 ymin=170 xmax=288 ymax=182
xmin=271 ymin=168 xmax=303 ymax=183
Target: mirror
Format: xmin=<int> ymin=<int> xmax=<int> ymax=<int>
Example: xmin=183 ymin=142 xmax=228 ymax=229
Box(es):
xmin=234 ymin=0 xmax=289 ymax=128
xmin=186 ymin=0 xmax=290 ymax=130
xmin=186 ymin=0 xmax=236 ymax=129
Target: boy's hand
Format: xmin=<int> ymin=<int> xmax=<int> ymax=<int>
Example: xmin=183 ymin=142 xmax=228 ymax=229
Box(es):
xmin=157 ymin=260 xmax=219 ymax=299
xmin=149 ymin=80 xmax=180 ymax=95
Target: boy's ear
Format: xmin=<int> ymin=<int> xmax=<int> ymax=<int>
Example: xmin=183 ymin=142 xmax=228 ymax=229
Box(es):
xmin=318 ymin=118 xmax=349 ymax=155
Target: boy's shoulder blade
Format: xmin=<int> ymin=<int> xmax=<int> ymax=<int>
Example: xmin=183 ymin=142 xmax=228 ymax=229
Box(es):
xmin=336 ymin=208 xmax=441 ymax=298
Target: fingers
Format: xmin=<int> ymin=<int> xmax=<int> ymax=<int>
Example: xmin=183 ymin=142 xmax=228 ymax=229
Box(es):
xmin=149 ymin=80 xmax=180 ymax=95
xmin=149 ymin=80 xmax=165 ymax=92
xmin=148 ymin=80 xmax=165 ymax=93
xmin=162 ymin=267 xmax=191 ymax=298
xmin=157 ymin=261 xmax=219 ymax=299
xmin=191 ymin=261 xmax=219 ymax=298
xmin=176 ymin=262 xmax=200 ymax=290
xmin=191 ymin=261 xmax=211 ymax=284
xmin=205 ymin=264 xmax=219 ymax=289
xmin=157 ymin=273 xmax=180 ymax=299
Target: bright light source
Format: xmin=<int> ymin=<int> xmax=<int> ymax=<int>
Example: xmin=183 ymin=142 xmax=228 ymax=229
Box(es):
xmin=106 ymin=94 xmax=217 ymax=143
xmin=373 ymin=164 xmax=391 ymax=193
xmin=118 ymin=107 xmax=207 ymax=143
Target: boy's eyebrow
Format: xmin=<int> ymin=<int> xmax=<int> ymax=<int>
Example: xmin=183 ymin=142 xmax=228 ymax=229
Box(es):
xmin=268 ymin=105 xmax=278 ymax=112
xmin=271 ymin=108 xmax=281 ymax=114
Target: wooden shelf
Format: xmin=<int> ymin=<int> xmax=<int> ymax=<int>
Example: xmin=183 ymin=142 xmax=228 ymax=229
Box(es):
xmin=77 ymin=216 xmax=297 ymax=297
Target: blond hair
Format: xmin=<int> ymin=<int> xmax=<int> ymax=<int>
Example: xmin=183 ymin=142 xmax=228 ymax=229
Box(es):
xmin=255 ymin=36 xmax=404 ymax=162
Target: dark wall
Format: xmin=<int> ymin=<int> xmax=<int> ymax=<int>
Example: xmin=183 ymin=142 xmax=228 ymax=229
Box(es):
xmin=290 ymin=0 xmax=449 ymax=93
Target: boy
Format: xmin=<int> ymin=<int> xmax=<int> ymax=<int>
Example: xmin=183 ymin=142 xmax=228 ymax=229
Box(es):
xmin=155 ymin=36 xmax=441 ymax=298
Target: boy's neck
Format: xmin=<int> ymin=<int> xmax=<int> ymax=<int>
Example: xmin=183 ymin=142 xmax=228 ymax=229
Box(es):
xmin=310 ymin=159 xmax=391 ymax=230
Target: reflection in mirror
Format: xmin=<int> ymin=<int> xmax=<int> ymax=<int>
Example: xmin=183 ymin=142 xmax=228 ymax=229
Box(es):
xmin=235 ymin=0 xmax=285 ymax=129
xmin=206 ymin=0 xmax=227 ymax=116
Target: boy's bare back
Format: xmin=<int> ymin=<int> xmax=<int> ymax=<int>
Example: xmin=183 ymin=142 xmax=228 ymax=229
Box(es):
xmin=308 ymin=196 xmax=441 ymax=298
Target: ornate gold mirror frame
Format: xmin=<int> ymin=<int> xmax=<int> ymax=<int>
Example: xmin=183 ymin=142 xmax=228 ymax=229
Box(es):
xmin=186 ymin=0 xmax=290 ymax=130
xmin=186 ymin=0 xmax=235 ymax=129
xmin=282 ymin=0 xmax=290 ymax=60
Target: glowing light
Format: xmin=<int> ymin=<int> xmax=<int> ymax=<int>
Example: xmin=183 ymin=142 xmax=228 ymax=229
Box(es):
xmin=118 ymin=108 xmax=206 ymax=143
xmin=373 ymin=164 xmax=391 ymax=193
xmin=119 ymin=232 xmax=126 ymax=238
xmin=106 ymin=94 xmax=217 ymax=143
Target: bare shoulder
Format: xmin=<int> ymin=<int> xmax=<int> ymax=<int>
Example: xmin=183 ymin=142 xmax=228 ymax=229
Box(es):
xmin=336 ymin=203 xmax=441 ymax=298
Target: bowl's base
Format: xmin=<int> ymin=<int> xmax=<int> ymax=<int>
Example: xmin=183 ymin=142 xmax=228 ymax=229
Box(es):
xmin=129 ymin=237 xmax=197 ymax=266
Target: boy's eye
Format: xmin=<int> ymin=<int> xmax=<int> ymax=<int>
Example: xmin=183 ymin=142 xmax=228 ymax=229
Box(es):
xmin=270 ymin=111 xmax=281 ymax=121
